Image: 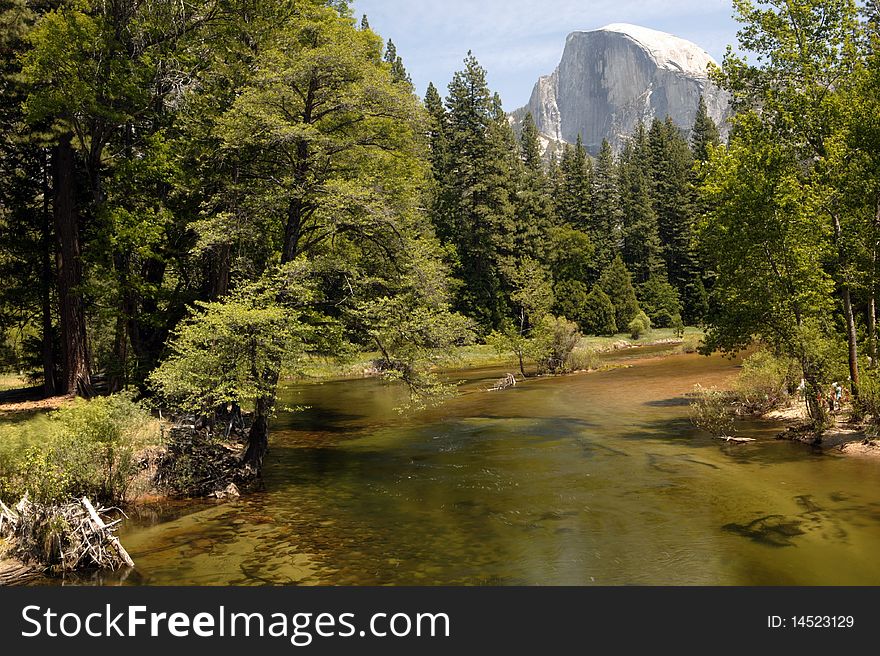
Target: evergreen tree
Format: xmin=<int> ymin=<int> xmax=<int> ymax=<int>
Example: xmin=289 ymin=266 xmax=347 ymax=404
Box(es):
xmin=691 ymin=95 xmax=721 ymax=162
xmin=619 ymin=125 xmax=663 ymax=283
xmin=553 ymin=279 xmax=589 ymax=327
xmin=649 ymin=118 xmax=706 ymax=324
xmin=581 ymin=286 xmax=617 ymax=336
xmin=556 ymin=136 xmax=592 ymax=232
xmin=440 ymin=53 xmax=517 ymax=332
xmin=590 ymin=139 xmax=622 ymax=276
xmin=515 ymin=112 xmax=554 ymax=259
xmin=384 ymin=39 xmax=412 ymax=88
xmin=599 ymin=254 xmax=641 ymax=329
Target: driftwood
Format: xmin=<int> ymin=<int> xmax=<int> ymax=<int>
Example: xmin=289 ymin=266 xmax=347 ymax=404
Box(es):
xmin=0 ymin=495 xmax=134 ymax=573
xmin=714 ymin=436 xmax=757 ymax=444
xmin=488 ymin=373 xmax=518 ymax=391
xmin=0 ymin=560 xmax=38 ymax=586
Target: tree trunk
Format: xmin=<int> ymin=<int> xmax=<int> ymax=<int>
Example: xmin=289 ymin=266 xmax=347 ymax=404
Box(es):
xmin=870 ymin=198 xmax=880 ymax=368
xmin=833 ymin=212 xmax=859 ymax=398
xmin=53 ymin=133 xmax=92 ymax=397
xmin=842 ymin=284 xmax=860 ymax=398
xmin=40 ymin=148 xmax=57 ymax=396
xmin=243 ymin=393 xmax=274 ymax=469
xmin=869 ymin=291 xmax=877 ymax=369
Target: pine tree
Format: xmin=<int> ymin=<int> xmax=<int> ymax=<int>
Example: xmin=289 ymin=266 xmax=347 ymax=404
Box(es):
xmin=649 ymin=118 xmax=706 ymax=324
xmin=515 ymin=112 xmax=554 ymax=260
xmin=556 ymin=136 xmax=592 ymax=231
xmin=384 ymin=39 xmax=412 ymax=88
xmin=581 ymin=286 xmax=617 ymax=336
xmin=691 ymin=95 xmax=721 ymax=162
xmin=590 ymin=139 xmax=623 ymax=276
xmin=619 ymin=124 xmax=663 ymax=283
xmin=441 ymin=52 xmax=518 ymax=332
xmin=599 ymin=254 xmax=641 ymax=329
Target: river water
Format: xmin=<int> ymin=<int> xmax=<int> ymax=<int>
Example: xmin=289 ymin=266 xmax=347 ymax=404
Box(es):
xmin=109 ymin=349 xmax=880 ymax=586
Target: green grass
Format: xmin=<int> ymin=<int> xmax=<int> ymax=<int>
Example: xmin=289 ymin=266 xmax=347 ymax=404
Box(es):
xmin=0 ymin=374 xmax=27 ymax=392
xmin=285 ymin=327 xmax=705 ymax=381
xmin=576 ymin=326 xmax=703 ymax=351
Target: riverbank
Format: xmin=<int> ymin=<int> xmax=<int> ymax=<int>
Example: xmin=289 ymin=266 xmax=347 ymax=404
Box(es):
xmin=288 ymin=327 xmax=703 ymax=380
xmin=764 ymin=402 xmax=880 ymax=459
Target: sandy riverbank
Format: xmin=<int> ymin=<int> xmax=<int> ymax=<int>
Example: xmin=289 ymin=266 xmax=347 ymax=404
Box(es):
xmin=764 ymin=402 xmax=880 ymax=459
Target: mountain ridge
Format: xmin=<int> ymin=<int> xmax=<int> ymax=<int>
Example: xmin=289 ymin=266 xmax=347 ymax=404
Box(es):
xmin=511 ymin=23 xmax=730 ymax=156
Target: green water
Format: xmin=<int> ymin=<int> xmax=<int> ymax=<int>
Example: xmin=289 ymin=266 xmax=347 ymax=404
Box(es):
xmin=106 ymin=351 xmax=880 ymax=585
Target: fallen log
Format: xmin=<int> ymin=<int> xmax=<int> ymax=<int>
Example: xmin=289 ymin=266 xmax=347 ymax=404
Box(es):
xmin=0 ymin=560 xmax=38 ymax=586
xmin=81 ymin=498 xmax=134 ymax=568
xmin=488 ymin=373 xmax=518 ymax=391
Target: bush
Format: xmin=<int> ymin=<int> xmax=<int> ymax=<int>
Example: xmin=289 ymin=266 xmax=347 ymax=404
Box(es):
xmin=689 ymin=384 xmax=736 ymax=437
xmin=855 ymin=373 xmax=880 ymax=427
xmin=677 ymin=333 xmax=703 ymax=353
xmin=733 ymin=350 xmax=798 ymax=413
xmin=628 ymin=310 xmax=652 ymax=340
xmin=568 ymin=347 xmax=600 ymax=371
xmin=0 ymin=394 xmax=158 ymax=504
xmin=534 ymin=315 xmax=582 ymax=373
xmin=671 ymin=314 xmax=686 ymax=338
xmin=637 ymin=276 xmax=681 ymax=328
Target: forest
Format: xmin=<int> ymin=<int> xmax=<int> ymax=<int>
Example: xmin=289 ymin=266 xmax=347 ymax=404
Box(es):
xmin=1 ymin=0 xmax=880 ymax=516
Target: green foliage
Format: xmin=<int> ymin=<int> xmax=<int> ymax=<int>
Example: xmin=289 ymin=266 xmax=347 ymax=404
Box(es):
xmin=599 ymin=254 xmax=641 ymax=329
xmin=568 ymin=346 xmax=600 ymax=371
xmin=691 ymin=95 xmax=721 ymax=162
xmin=638 ymin=276 xmax=682 ymax=328
xmin=733 ymin=349 xmax=800 ymax=413
xmin=533 ymin=315 xmax=582 ymax=373
xmin=148 ymin=265 xmax=317 ymax=415
xmin=580 ymin=286 xmax=617 ymax=336
xmin=546 ymin=225 xmax=595 ymax=284
xmin=672 ymin=314 xmax=686 ymax=338
xmin=689 ymin=384 xmax=736 ymax=438
xmin=628 ymin=310 xmax=652 ymax=340
xmin=553 ymin=279 xmax=589 ymax=328
xmin=0 ymin=394 xmax=157 ymax=504
xmin=619 ymin=125 xmax=664 ymax=283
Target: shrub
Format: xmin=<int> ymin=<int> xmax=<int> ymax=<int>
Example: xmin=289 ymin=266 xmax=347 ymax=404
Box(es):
xmin=1 ymin=394 xmax=158 ymax=504
xmin=671 ymin=313 xmax=686 ymax=338
xmin=855 ymin=373 xmax=880 ymax=427
xmin=733 ymin=350 xmax=798 ymax=413
xmin=637 ymin=276 xmax=681 ymax=328
xmin=628 ymin=310 xmax=652 ymax=340
xmin=568 ymin=347 xmax=600 ymax=371
xmin=677 ymin=333 xmax=703 ymax=353
xmin=534 ymin=315 xmax=582 ymax=373
xmin=689 ymin=385 xmax=736 ymax=437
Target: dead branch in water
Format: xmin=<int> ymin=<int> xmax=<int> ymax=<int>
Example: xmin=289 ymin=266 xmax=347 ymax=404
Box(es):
xmin=488 ymin=373 xmax=518 ymax=391
xmin=0 ymin=495 xmax=134 ymax=573
xmin=713 ymin=436 xmax=757 ymax=444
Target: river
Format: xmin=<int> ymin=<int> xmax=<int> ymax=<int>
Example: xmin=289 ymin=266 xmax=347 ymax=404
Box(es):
xmin=104 ymin=348 xmax=880 ymax=585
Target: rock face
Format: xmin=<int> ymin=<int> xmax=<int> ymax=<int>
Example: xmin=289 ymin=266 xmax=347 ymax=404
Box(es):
xmin=511 ymin=23 xmax=730 ymax=155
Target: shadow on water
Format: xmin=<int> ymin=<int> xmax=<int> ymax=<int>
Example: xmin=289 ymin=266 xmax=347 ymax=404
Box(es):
xmin=723 ymin=515 xmax=806 ymax=547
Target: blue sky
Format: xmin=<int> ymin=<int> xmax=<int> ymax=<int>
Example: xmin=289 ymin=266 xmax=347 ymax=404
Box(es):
xmin=351 ymin=0 xmax=742 ymax=110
